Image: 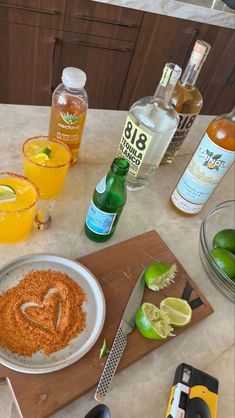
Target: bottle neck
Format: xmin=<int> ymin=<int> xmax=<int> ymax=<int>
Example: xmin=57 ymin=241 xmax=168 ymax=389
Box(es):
xmin=181 ymin=40 xmax=211 ymax=87
xmin=154 ymin=82 xmax=177 ymax=105
xmin=181 ymin=62 xmax=202 ymax=87
xmin=154 ymin=63 xmax=182 ymax=105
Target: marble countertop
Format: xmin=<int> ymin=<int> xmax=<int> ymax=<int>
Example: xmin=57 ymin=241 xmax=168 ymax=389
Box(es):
xmin=93 ymin=0 xmax=235 ymax=29
xmin=0 ymin=105 xmax=234 ymax=418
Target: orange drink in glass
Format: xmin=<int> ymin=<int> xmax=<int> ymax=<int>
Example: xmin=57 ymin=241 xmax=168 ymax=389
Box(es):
xmin=0 ymin=172 xmax=39 ymax=243
xmin=23 ymin=136 xmax=71 ymax=199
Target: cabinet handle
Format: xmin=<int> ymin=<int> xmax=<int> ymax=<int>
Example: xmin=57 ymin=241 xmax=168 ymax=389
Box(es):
xmin=181 ymin=28 xmax=199 ymax=68
xmin=75 ymin=14 xmax=137 ymax=28
xmin=71 ymin=40 xmax=131 ymax=53
xmin=48 ymin=38 xmax=58 ymax=94
xmin=0 ymin=3 xmax=58 ymax=15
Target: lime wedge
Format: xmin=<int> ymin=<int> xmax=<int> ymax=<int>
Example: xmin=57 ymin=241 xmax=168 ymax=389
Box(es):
xmin=99 ymin=338 xmax=109 ymax=359
xmin=0 ymin=185 xmax=16 ymax=203
xmin=144 ymin=262 xmax=177 ymax=291
xmin=160 ymin=297 xmax=192 ymax=327
xmin=42 ymin=147 xmax=52 ymax=158
xmin=34 ymin=147 xmax=52 ymax=164
xmin=135 ymin=302 xmax=174 ymax=340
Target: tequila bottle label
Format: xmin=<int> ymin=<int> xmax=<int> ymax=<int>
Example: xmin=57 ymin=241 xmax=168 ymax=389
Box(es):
xmin=171 ymin=133 xmax=234 ymax=214
xmin=117 ymin=115 xmax=153 ymax=176
xmin=85 ymin=201 xmax=116 ymax=235
xmin=168 ymin=113 xmax=198 ymax=151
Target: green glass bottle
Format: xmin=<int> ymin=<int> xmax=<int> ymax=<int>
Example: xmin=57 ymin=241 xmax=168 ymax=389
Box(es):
xmin=85 ymin=157 xmax=129 ymax=242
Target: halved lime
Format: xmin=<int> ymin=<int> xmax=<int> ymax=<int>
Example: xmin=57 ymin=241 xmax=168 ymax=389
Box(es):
xmin=0 ymin=185 xmax=16 ymax=203
xmin=210 ymin=248 xmax=235 ymax=280
xmin=99 ymin=338 xmax=109 ymax=359
xmin=160 ymin=297 xmax=192 ymax=327
xmin=213 ymin=229 xmax=235 ymax=254
xmin=144 ymin=262 xmax=177 ymax=291
xmin=34 ymin=147 xmax=52 ymax=164
xmin=135 ymin=302 xmax=174 ymax=340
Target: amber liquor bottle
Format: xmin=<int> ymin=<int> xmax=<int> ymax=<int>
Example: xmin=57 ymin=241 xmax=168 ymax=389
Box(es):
xmin=161 ymin=40 xmax=211 ymax=165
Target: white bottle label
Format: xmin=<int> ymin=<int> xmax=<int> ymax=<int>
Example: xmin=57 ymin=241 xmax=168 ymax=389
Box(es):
xmin=86 ymin=201 xmax=116 ymax=235
xmin=171 ymin=133 xmax=235 ymax=214
xmin=117 ymin=115 xmax=153 ymax=176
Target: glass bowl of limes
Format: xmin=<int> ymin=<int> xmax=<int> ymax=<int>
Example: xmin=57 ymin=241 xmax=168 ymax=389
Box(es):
xmin=200 ymin=200 xmax=235 ymax=302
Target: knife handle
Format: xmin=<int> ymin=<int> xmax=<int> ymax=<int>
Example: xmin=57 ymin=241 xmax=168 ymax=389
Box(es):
xmin=95 ymin=326 xmax=127 ymax=402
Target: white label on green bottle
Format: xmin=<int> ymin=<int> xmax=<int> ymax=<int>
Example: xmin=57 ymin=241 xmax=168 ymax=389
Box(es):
xmin=171 ymin=133 xmax=234 ymax=214
xmin=117 ymin=115 xmax=153 ymax=176
xmin=86 ymin=201 xmax=116 ymax=235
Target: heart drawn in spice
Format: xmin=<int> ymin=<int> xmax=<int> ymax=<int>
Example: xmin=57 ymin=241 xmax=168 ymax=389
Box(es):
xmin=21 ymin=289 xmax=61 ymax=334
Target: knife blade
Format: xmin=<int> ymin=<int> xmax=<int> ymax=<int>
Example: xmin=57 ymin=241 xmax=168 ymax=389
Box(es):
xmin=95 ymin=268 xmax=146 ymax=402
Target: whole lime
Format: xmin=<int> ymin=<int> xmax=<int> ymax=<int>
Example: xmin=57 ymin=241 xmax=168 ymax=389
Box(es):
xmin=210 ymin=248 xmax=235 ymax=280
xmin=213 ymin=229 xmax=235 ymax=254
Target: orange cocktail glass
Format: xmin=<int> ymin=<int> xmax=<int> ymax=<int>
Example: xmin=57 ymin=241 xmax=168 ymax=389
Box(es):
xmin=0 ymin=172 xmax=39 ymax=243
xmin=23 ymin=136 xmax=71 ymax=199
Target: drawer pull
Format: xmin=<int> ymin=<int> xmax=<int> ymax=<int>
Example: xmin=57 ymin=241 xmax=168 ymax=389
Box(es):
xmin=72 ymin=40 xmax=131 ymax=53
xmin=0 ymin=3 xmax=58 ymax=15
xmin=181 ymin=28 xmax=199 ymax=68
xmin=75 ymin=14 xmax=137 ymax=28
xmin=48 ymin=38 xmax=59 ymax=94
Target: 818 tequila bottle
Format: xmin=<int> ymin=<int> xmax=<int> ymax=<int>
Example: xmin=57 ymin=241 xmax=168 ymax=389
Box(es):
xmin=117 ymin=63 xmax=182 ymax=190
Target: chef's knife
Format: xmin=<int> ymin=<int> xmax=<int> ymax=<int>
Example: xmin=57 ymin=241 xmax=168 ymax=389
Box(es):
xmin=95 ymin=268 xmax=146 ymax=402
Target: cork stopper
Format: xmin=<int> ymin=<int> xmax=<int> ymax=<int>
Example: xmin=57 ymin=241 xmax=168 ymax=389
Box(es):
xmin=191 ymin=40 xmax=211 ymax=66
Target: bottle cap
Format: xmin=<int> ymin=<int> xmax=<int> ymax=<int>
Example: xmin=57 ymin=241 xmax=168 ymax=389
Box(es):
xmin=111 ymin=157 xmax=129 ymax=175
xmin=190 ymin=40 xmax=211 ymax=68
xmin=62 ymin=67 xmax=87 ymax=89
xmin=160 ymin=63 xmax=182 ymax=87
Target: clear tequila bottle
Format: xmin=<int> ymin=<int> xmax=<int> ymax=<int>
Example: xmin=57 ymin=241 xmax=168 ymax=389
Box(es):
xmin=117 ymin=63 xmax=182 ymax=190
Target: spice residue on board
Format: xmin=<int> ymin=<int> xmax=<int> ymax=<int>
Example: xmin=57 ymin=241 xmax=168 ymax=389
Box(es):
xmin=0 ymin=270 xmax=86 ymax=356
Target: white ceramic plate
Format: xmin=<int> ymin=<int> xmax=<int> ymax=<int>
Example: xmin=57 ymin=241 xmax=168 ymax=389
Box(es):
xmin=0 ymin=254 xmax=106 ymax=374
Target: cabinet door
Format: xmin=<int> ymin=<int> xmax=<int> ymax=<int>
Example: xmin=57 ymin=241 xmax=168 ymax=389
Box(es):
xmin=0 ymin=22 xmax=61 ymax=105
xmin=196 ymin=26 xmax=235 ymax=115
xmin=119 ymin=13 xmax=235 ymax=115
xmin=58 ymin=31 xmax=135 ymax=109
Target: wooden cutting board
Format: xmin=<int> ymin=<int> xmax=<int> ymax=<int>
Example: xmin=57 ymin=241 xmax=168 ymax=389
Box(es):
xmin=0 ymin=230 xmax=213 ymax=418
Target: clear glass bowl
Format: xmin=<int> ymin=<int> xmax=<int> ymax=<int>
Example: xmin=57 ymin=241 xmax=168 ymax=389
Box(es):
xmin=199 ymin=200 xmax=235 ymax=302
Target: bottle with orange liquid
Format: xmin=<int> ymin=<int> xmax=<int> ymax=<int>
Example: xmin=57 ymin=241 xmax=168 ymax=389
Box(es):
xmin=49 ymin=67 xmax=88 ymax=165
xmin=171 ymin=107 xmax=235 ymax=215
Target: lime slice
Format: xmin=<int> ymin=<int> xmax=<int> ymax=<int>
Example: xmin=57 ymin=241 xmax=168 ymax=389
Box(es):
xmin=144 ymin=262 xmax=177 ymax=291
xmin=160 ymin=297 xmax=192 ymax=327
xmin=99 ymin=338 xmax=109 ymax=359
xmin=34 ymin=147 xmax=52 ymax=164
xmin=0 ymin=185 xmax=16 ymax=203
xmin=210 ymin=248 xmax=235 ymax=280
xmin=213 ymin=229 xmax=235 ymax=254
xmin=135 ymin=302 xmax=174 ymax=340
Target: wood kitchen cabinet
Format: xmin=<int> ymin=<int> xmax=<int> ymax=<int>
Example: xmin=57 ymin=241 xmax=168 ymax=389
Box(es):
xmin=0 ymin=0 xmax=143 ymax=107
xmin=119 ymin=12 xmax=235 ymax=115
xmin=58 ymin=32 xmax=135 ymax=109
xmin=0 ymin=22 xmax=61 ymax=105
xmin=0 ymin=0 xmax=66 ymax=29
xmin=0 ymin=0 xmax=233 ymax=114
